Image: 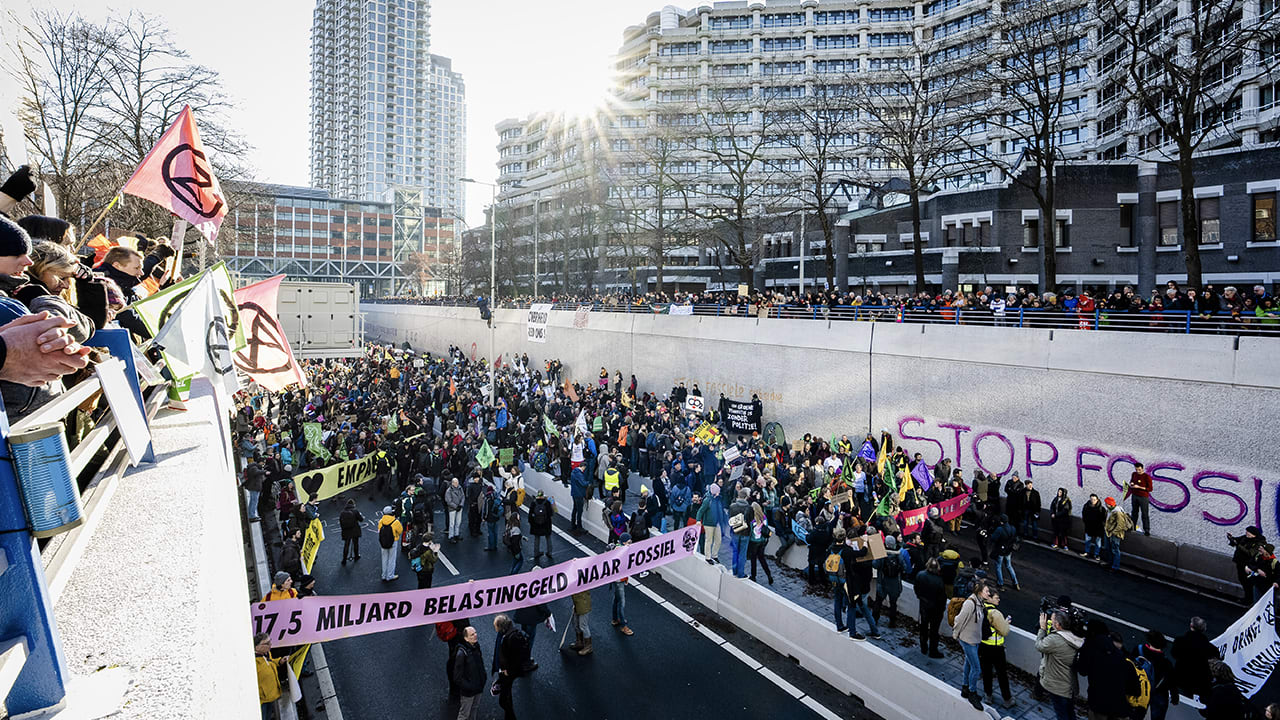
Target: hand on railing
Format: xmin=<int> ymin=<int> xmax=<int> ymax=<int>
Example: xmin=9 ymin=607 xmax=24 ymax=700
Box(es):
xmin=0 ymin=313 xmax=91 ymax=387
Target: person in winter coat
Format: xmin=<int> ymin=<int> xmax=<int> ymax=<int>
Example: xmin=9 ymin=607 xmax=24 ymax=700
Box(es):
xmin=1036 ymin=609 xmax=1085 ymax=720
xmin=697 ymin=482 xmax=726 ymax=563
xmin=568 ymin=590 xmax=593 ymax=656
xmin=915 ymin=557 xmax=947 ymax=658
xmin=988 ymin=515 xmax=1020 ymax=590
xmin=1172 ymin=616 xmax=1219 ymax=701
xmin=452 ymin=625 xmax=486 ymax=720
xmin=1137 ymin=630 xmax=1179 ymax=720
xmin=921 ymin=506 xmax=947 ymax=561
xmin=241 ymin=455 xmax=266 ymax=521
xmin=279 ymin=528 xmax=303 ymax=579
xmin=377 ymin=506 xmax=403 ymax=581
xmin=339 ymin=499 xmax=364 ymax=564
xmin=569 ymin=467 xmax=589 ymax=533
xmin=1076 ymin=628 xmax=1141 ymax=719
xmin=1103 ymin=497 xmax=1134 ymax=571
xmin=747 ymin=502 xmax=773 ymax=585
xmin=728 ymin=488 xmax=753 ymax=578
xmin=445 ymin=478 xmax=466 ymax=542
xmin=978 ymin=586 xmax=1013 ymax=708
xmin=841 ymin=529 xmax=879 ymax=641
xmin=408 ymin=532 xmax=439 ymax=589
xmin=668 ymin=478 xmax=691 ymax=531
xmin=528 ymin=491 xmax=555 ymax=562
xmin=512 ymin=602 xmax=551 ymax=653
xmin=1200 ymin=660 xmax=1254 ymax=720
xmin=1004 ymin=474 xmax=1026 ymax=531
xmin=952 ymin=580 xmax=994 ymax=710
xmin=1048 ymin=489 xmax=1072 ymax=550
xmin=871 ymin=535 xmax=904 ymax=627
xmin=1021 ymin=480 xmax=1042 ymax=540
xmin=1080 ymin=494 xmax=1107 ymax=560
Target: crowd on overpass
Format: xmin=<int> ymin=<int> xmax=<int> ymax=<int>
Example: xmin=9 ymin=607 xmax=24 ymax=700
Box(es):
xmin=372 ymin=280 xmax=1280 ymax=335
xmin=236 ymin=341 xmax=1278 ymax=720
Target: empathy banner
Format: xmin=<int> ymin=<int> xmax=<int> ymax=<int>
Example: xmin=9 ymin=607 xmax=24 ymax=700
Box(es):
xmin=290 ymin=454 xmax=379 ymax=502
xmin=527 ymin=303 xmax=552 ymax=343
xmin=251 ymin=525 xmax=703 ymax=646
xmin=1213 ymin=591 xmax=1279 ymax=698
xmin=898 ymin=493 xmax=972 ymax=537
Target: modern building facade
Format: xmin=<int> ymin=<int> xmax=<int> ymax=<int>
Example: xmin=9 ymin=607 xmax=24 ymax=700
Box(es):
xmin=480 ymin=0 xmax=1278 ymax=297
xmin=310 ymin=0 xmax=466 ymax=215
xmin=223 ymin=183 xmax=457 ymax=298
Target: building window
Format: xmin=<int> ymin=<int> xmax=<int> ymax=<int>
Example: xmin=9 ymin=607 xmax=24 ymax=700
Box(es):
xmin=815 ymin=10 xmax=858 ymax=24
xmin=1119 ymin=204 xmax=1134 ymax=247
xmin=1054 ymin=219 xmax=1070 ymax=248
xmin=1199 ymin=197 xmax=1220 ymax=245
xmin=1159 ymin=201 xmax=1179 ymax=246
xmin=945 ymin=226 xmax=963 ymax=246
xmin=1023 ymin=219 xmax=1038 ymax=248
xmin=1255 ymin=193 xmax=1277 ymax=242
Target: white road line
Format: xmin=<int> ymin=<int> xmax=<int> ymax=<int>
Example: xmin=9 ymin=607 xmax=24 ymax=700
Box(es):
xmin=1073 ymin=602 xmax=1149 ymax=633
xmin=527 ymin=505 xmax=843 ymax=720
xmin=436 ymin=550 xmax=460 ymax=576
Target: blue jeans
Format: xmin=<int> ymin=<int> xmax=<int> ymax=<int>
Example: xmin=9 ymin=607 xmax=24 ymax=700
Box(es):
xmin=960 ymin=640 xmax=982 ymax=692
xmin=732 ymin=535 xmax=749 ymax=577
xmin=571 ymin=496 xmax=584 ymax=528
xmin=1107 ymin=536 xmax=1122 ymax=570
xmin=993 ymin=554 xmax=1018 ymax=587
xmin=247 ymin=489 xmax=260 ymax=520
xmin=510 ymin=551 xmax=524 ymax=575
xmin=847 ymin=593 xmax=879 ymax=637
xmin=1048 ymin=692 xmax=1073 ymax=720
xmin=1020 ymin=513 xmax=1038 ymax=539
xmin=486 ymin=521 xmax=498 ymax=550
xmin=1084 ymin=534 xmax=1101 ymax=558
xmin=612 ymin=582 xmax=627 ymax=625
xmin=832 ymin=580 xmax=848 ymax=628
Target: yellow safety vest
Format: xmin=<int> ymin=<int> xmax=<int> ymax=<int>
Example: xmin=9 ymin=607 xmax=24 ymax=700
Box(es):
xmin=980 ymin=604 xmax=1005 ymax=646
xmin=604 ymin=468 xmax=620 ymax=491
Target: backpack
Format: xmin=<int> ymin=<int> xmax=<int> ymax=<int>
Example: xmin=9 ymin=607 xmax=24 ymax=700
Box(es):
xmin=379 ymin=521 xmax=395 ymax=549
xmin=505 ymin=525 xmax=523 ymax=554
xmin=530 ymin=499 xmax=551 ymax=526
xmin=947 ymin=596 xmax=968 ymax=627
xmin=880 ymin=553 xmax=902 ymax=579
xmin=824 ymin=550 xmax=844 ymax=580
xmin=483 ymin=491 xmax=502 ymax=522
xmin=1126 ymin=657 xmax=1152 ymax=709
xmin=629 ymin=513 xmax=650 ymax=541
xmin=435 ymin=621 xmax=458 ymax=643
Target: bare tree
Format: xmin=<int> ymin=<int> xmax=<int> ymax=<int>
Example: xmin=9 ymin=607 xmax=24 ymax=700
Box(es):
xmin=858 ymin=45 xmax=972 ymax=293
xmin=961 ymin=0 xmax=1091 ymax=292
xmin=1098 ymin=0 xmax=1278 ymax=288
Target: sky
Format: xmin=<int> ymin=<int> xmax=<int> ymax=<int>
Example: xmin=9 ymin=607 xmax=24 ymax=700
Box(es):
xmin=0 ymin=0 xmax=666 ymax=227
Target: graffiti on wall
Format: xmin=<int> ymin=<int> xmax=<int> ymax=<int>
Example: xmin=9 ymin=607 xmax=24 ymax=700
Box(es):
xmin=897 ymin=415 xmax=1274 ymax=545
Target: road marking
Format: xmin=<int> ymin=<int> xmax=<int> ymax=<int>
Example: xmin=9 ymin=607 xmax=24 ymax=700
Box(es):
xmin=527 ymin=505 xmax=843 ymax=720
xmin=1072 ymin=602 xmax=1149 ymax=633
xmin=436 ymin=549 xmax=460 ymax=576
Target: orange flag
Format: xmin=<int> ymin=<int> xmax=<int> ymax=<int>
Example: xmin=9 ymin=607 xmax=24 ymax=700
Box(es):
xmin=87 ymin=233 xmax=113 ymax=265
xmin=449 ymin=376 xmax=456 ymax=397
xmin=121 ymin=105 xmax=227 ymax=242
xmin=232 ymin=275 xmax=307 ymax=392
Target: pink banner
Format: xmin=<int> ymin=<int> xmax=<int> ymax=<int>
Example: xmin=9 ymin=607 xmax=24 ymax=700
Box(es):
xmin=898 ymin=493 xmax=972 ymax=537
xmin=251 ymin=525 xmax=702 ymax=646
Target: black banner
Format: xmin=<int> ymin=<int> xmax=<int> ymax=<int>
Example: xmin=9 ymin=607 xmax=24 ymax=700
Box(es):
xmin=723 ymin=399 xmax=761 ymax=434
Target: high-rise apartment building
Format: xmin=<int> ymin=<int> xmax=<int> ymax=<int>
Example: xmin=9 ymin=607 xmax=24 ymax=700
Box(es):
xmin=310 ymin=0 xmax=465 ymax=215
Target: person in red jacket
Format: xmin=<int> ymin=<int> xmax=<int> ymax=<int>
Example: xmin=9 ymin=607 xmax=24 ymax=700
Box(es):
xmin=1127 ymin=463 xmax=1153 ymax=536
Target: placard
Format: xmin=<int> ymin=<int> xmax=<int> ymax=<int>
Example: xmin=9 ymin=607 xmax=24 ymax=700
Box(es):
xmin=527 ymin=302 xmax=553 ymax=343
xmin=499 ymin=447 xmax=515 ymax=466
xmin=685 ymin=395 xmax=705 ymax=414
xmin=722 ymin=446 xmax=740 ymax=464
xmin=95 ymin=358 xmax=152 ymax=466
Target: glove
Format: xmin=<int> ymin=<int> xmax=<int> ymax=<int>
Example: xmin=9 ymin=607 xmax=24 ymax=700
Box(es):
xmin=0 ymin=165 xmax=37 ymax=205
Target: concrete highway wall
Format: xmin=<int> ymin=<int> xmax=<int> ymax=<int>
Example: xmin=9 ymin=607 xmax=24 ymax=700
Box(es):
xmin=364 ymin=303 xmax=1279 ymax=561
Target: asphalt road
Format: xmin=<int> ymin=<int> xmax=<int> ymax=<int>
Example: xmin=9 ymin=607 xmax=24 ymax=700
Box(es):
xmin=306 ymin=487 xmax=873 ymax=720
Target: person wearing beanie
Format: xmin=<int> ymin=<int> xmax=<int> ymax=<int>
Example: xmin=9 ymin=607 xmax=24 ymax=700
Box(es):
xmin=262 ymin=571 xmax=296 ymax=602
xmin=0 ymin=166 xmax=37 ymax=217
xmin=872 ymin=534 xmax=905 ymax=628
xmin=377 ymin=505 xmax=403 ymax=581
xmin=697 ymin=479 xmax=726 ymax=563
xmin=1228 ymin=526 xmax=1269 ymax=603
xmin=612 ymin=532 xmax=634 ymax=636
xmin=1103 ymin=497 xmax=1134 ymax=572
xmin=339 ymin=498 xmax=364 ymax=565
xmin=16 ymin=215 xmax=73 ymax=246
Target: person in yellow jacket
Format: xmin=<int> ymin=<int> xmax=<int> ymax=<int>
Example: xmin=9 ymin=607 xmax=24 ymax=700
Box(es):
xmin=978 ymin=588 xmax=1013 ymax=709
xmin=254 ymin=633 xmax=287 ymax=715
xmin=262 ymin=572 xmax=296 ymax=602
xmin=377 ymin=506 xmax=403 ymax=582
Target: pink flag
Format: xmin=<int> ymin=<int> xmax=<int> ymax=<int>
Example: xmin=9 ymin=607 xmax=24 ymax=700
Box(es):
xmin=121 ymin=105 xmax=227 ymax=242
xmin=233 ymin=275 xmax=307 ymax=392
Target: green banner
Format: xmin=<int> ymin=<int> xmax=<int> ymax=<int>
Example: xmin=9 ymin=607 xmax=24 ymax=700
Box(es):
xmin=304 ymin=422 xmax=332 ymax=463
xmin=499 ymin=447 xmax=514 ymax=466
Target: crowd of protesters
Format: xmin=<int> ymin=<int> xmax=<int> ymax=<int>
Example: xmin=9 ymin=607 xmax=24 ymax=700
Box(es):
xmin=237 ymin=331 xmax=1279 ymax=720
xmin=370 ymin=278 xmax=1279 ymax=334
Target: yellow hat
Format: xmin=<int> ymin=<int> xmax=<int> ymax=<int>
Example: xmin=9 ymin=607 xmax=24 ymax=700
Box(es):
xmin=640 ymin=484 xmax=649 ymax=495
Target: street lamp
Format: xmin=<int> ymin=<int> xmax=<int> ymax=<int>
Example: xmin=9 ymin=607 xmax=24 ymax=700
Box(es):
xmin=462 ymin=177 xmax=498 ymax=407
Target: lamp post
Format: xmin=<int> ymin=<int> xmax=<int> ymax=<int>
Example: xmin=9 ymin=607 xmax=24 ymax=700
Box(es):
xmin=462 ymin=177 xmax=498 ymax=406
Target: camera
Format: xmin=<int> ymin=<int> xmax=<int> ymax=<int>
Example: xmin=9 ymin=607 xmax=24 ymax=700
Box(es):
xmin=1040 ymin=596 xmax=1085 ymax=634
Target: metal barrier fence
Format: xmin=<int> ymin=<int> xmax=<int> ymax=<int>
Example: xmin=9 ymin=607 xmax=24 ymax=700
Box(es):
xmin=363 ymin=298 xmax=1280 ymax=336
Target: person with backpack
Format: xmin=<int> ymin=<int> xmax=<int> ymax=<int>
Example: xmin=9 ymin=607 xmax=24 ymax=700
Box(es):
xmin=605 ymin=501 xmax=627 ymax=544
xmin=452 ymin=625 xmax=486 ymax=720
xmin=408 ymin=532 xmax=440 ymax=589
xmin=483 ymin=486 xmax=503 ymax=552
xmin=1036 ymin=609 xmax=1085 ymax=720
xmin=630 ymin=499 xmax=653 ymax=543
xmin=988 ymin=514 xmax=1021 ymax=590
xmin=825 ymin=527 xmax=849 ymax=630
xmin=1135 ymin=630 xmax=1177 ymax=720
xmin=445 ymin=477 xmax=466 ymax=543
xmin=1077 ymin=629 xmax=1143 ymax=720
xmin=528 ymin=491 xmax=554 ymax=563
xmin=668 ymin=476 xmax=691 ymax=532
xmin=611 ymin=533 xmax=635 ymax=636
xmin=504 ymin=509 xmax=525 ymax=575
xmin=338 ymin=499 xmax=364 ymax=565
xmin=728 ymin=487 xmax=753 ymax=578
xmin=871 ymin=535 xmax=903 ymax=628
xmin=512 ymin=602 xmax=551 ymax=659
xmin=492 ymin=614 xmax=531 ymax=720
xmin=977 ymin=585 xmax=1013 ymax=709
xmin=921 ymin=506 xmax=946 ymax=562
xmin=951 ymin=579 xmax=994 ymax=711
xmin=377 ymin=505 xmax=403 ymax=582
xmin=916 ymin=557 xmax=947 ymax=658
xmin=1103 ymin=496 xmax=1135 ymax=571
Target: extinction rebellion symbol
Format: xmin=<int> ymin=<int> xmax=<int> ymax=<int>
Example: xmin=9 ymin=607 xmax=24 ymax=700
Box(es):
xmin=161 ymin=143 xmax=224 ymax=219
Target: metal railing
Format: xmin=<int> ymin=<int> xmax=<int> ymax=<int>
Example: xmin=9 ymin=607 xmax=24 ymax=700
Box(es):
xmin=362 ymin=298 xmax=1280 ymax=336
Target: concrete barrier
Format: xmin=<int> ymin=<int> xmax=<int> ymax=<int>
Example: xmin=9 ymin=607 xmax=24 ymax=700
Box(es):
xmin=519 ymin=468 xmax=986 ymax=720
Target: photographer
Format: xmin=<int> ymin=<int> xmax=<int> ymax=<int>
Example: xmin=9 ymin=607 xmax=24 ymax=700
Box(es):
xmin=1035 ymin=609 xmax=1084 ymax=720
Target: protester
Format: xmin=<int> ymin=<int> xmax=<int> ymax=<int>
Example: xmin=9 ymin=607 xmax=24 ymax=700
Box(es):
xmin=409 ymin=532 xmax=439 ymax=589
xmin=492 ymin=614 xmax=531 ymax=720
xmin=747 ymin=502 xmax=774 ymax=584
xmin=1048 ymin=488 xmax=1072 ymax=550
xmin=377 ymin=506 xmax=403 ymax=582
xmin=452 ymin=625 xmax=486 ymax=720
xmin=1127 ymin=462 xmax=1153 ymax=536
xmin=978 ymin=585 xmax=1012 ymax=709
xmin=611 ymin=533 xmax=634 ymax=636
xmin=569 ymin=589 xmax=593 ymax=656
xmin=262 ymin=571 xmax=296 ymax=602
xmin=1172 ymin=617 xmax=1219 ymax=701
xmin=1081 ymin=493 xmax=1107 ymax=560
xmin=989 ymin=514 xmax=1020 ymax=590
xmin=528 ymin=490 xmax=555 ymax=563
xmin=915 ymin=557 xmax=946 ymax=658
xmin=339 ymin=499 xmax=363 ymax=564
xmin=254 ymin=633 xmax=288 ymax=719
xmin=1035 ymin=609 xmax=1084 ymax=720
xmin=870 ymin=535 xmax=903 ymax=628
xmin=1103 ymin=497 xmax=1135 ymax=571
xmin=842 ymin=528 xmax=880 ymax=641
xmin=1076 ymin=627 xmax=1140 ymax=719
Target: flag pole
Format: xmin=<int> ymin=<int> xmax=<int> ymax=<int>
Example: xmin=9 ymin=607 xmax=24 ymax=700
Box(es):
xmin=77 ymin=194 xmax=121 ymax=250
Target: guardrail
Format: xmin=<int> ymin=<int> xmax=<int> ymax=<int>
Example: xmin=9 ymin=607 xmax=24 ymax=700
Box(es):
xmin=0 ymin=328 xmax=166 ymax=716
xmin=363 ymin=298 xmax=1280 ymax=336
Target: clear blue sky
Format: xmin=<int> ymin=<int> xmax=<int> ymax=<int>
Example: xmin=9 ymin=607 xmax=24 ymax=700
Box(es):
xmin=2 ymin=0 xmax=663 ymax=226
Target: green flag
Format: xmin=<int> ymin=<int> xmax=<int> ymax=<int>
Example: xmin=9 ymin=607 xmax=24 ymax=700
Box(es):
xmin=543 ymin=414 xmax=559 ymax=438
xmin=874 ymin=493 xmax=894 ymax=518
xmin=881 ymin=462 xmax=898 ymax=492
xmin=336 ymin=436 xmax=348 ymax=461
xmin=387 ymin=413 xmax=399 ymax=435
xmin=304 ymin=422 xmax=332 ymax=463
xmin=477 ymin=439 xmax=496 ymax=468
